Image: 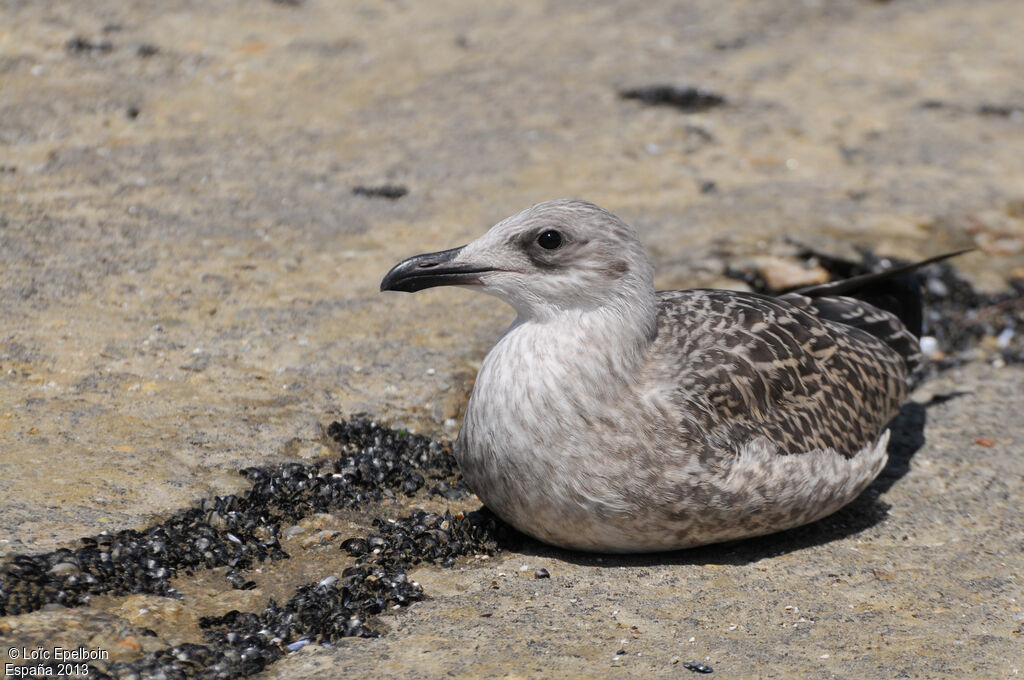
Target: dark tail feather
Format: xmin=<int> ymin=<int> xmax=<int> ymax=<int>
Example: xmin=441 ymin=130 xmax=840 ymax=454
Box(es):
xmin=794 ymin=249 xmax=973 ymax=337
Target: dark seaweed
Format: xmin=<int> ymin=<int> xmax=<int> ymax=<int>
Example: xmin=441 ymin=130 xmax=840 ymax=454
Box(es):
xmin=65 ymin=37 xmax=114 ymax=55
xmin=727 ymin=247 xmax=1024 ymax=371
xmin=0 ymin=419 xmax=466 ymax=617
xmin=352 ymin=185 xmax=408 ymax=200
xmin=683 ymin=660 xmax=714 ymax=673
xmin=78 ymin=510 xmax=507 ymax=679
xmin=1 ymin=420 xmax=494 ymax=678
xmin=619 ymin=85 xmax=727 ymax=113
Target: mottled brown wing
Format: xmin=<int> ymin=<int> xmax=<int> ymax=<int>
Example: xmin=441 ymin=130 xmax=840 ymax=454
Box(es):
xmin=779 ymin=292 xmax=923 ymax=376
xmin=653 ymin=290 xmax=909 ymax=459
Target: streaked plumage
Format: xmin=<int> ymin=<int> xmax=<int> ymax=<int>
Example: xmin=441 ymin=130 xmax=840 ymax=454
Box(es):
xmin=381 ymin=199 xmax=958 ymax=552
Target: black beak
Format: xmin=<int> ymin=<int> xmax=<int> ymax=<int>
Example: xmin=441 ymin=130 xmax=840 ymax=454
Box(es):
xmin=380 ymin=246 xmax=493 ymax=293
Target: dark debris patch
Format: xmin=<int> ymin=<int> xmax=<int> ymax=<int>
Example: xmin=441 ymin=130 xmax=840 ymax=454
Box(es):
xmin=619 ymin=85 xmax=727 ymax=113
xmin=0 ymin=418 xmax=467 ymax=617
xmin=728 ymin=247 xmax=1024 ymax=373
xmin=65 ymin=36 xmax=114 ymax=55
xmin=1 ymin=420 xmax=497 ymax=678
xmin=916 ymin=262 xmax=1024 ymax=371
xmin=343 ymin=509 xmax=515 ymax=568
xmin=326 ymin=418 xmax=470 ymax=501
xmin=82 ymin=510 xmax=509 ymax=679
xmin=917 ymin=99 xmax=1024 ymax=120
xmin=352 ymin=184 xmax=408 ymax=200
xmin=0 ymin=510 xmax=286 ymax=616
xmin=977 ymin=103 xmax=1024 ymax=118
xmin=683 ymin=660 xmax=714 ymax=673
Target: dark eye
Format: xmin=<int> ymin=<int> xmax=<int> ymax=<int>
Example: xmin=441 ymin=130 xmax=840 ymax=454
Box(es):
xmin=537 ymin=230 xmax=563 ymax=250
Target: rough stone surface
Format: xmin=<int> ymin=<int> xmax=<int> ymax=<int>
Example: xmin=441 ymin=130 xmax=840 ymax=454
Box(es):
xmin=1 ymin=0 xmax=1023 ymax=678
xmin=269 ymin=363 xmax=1024 ymax=679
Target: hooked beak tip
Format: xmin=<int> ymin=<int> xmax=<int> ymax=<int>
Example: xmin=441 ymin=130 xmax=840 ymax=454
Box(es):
xmin=380 ymin=246 xmax=492 ymax=293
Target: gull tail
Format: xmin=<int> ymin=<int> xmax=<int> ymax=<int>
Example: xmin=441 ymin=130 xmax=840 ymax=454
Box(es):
xmin=783 ymin=249 xmax=972 ymax=374
xmin=794 ymin=249 xmax=972 ymax=337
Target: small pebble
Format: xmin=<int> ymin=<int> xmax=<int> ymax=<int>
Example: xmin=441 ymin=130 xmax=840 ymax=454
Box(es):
xmin=48 ymin=562 xmax=80 ymax=575
xmin=534 ymin=568 xmax=550 ymax=579
xmin=919 ymin=336 xmax=939 ymax=356
xmin=286 ymin=639 xmax=310 ymax=652
xmin=927 ymin=278 xmax=949 ymax=297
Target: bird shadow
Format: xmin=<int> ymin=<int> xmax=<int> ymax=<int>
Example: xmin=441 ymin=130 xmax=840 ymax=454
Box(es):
xmin=502 ymin=394 xmax=965 ymax=568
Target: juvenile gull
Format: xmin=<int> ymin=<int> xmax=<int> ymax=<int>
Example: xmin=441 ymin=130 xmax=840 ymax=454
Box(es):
xmin=381 ymin=199 xmax=957 ymax=553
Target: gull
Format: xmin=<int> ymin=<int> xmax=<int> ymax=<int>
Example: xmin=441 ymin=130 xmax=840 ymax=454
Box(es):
xmin=381 ymin=199 xmax=962 ymax=552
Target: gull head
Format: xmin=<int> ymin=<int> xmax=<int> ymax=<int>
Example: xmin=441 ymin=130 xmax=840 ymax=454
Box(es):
xmin=380 ymin=199 xmax=655 ymax=320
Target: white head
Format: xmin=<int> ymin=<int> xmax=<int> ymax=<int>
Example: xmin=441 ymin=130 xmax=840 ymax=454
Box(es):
xmin=381 ymin=199 xmax=656 ymax=323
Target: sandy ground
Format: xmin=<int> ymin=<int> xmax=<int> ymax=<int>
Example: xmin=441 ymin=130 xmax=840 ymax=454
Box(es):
xmin=1 ymin=0 xmax=1023 ymax=678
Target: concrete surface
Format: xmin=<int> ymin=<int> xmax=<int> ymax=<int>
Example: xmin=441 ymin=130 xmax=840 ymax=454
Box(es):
xmin=1 ymin=0 xmax=1022 ymax=677
xmin=270 ymin=364 xmax=1024 ymax=679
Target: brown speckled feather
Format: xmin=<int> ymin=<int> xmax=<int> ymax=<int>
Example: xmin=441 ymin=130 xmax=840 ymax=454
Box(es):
xmin=651 ymin=290 xmax=910 ymax=460
xmin=782 ymin=292 xmax=924 ymax=376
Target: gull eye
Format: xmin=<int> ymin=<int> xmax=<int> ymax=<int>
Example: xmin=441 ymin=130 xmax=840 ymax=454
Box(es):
xmin=537 ymin=230 xmax=563 ymax=250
